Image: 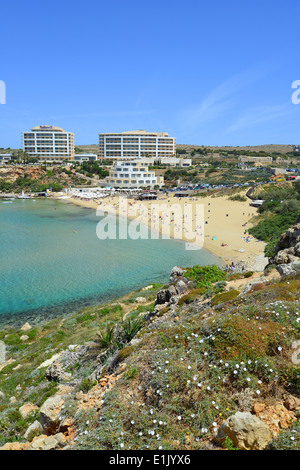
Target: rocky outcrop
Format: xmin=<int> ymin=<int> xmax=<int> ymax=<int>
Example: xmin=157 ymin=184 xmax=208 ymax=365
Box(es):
xmin=155 ymin=267 xmax=189 ymax=307
xmin=169 ymin=266 xmax=184 ymax=283
xmin=28 ymin=433 xmax=67 ymax=450
xmin=270 ymin=214 xmax=300 ymax=275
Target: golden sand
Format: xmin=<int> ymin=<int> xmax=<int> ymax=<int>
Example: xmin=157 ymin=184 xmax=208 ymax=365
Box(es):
xmin=60 ymin=192 xmax=267 ymax=270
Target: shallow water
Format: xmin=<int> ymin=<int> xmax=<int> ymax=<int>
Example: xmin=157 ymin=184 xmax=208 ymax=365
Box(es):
xmin=0 ymin=198 xmax=220 ymax=325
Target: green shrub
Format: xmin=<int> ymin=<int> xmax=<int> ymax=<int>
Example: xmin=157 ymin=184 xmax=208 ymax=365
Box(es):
xmin=268 ymin=425 xmax=300 ymax=450
xmin=99 ymin=307 xmax=110 ymax=317
xmin=177 ymin=288 xmax=204 ymax=305
xmin=211 ymin=289 xmax=240 ymax=306
xmin=184 ymin=265 xmax=226 ymax=289
xmin=80 ymin=378 xmax=97 ymax=393
xmin=76 ymin=313 xmax=93 ymax=324
xmin=124 ymin=367 xmax=138 ymax=379
xmin=211 ymin=314 xmax=283 ymax=361
xmin=121 ymin=318 xmax=144 ymax=342
xmin=228 ymin=194 xmax=247 ymax=202
xmin=97 ymin=325 xmax=114 ymax=348
xmin=115 ymin=345 xmax=135 ymax=364
xmin=214 ymin=281 xmax=227 ymax=293
xmin=244 ymin=271 xmax=254 ymax=278
xmin=248 ymin=211 xmax=300 ymax=257
xmin=223 ymin=436 xmax=240 ymax=450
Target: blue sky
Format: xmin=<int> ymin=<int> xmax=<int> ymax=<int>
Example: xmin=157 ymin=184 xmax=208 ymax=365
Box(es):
xmin=0 ymin=0 xmax=300 ymax=148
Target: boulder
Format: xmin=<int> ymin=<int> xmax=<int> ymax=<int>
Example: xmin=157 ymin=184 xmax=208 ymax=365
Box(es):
xmin=39 ymin=395 xmax=65 ymax=435
xmin=20 ymin=335 xmax=29 ymax=342
xmin=20 ymin=322 xmax=32 ymax=331
xmin=28 ymin=432 xmax=67 ymax=450
xmin=19 ymin=402 xmax=39 ymax=419
xmin=0 ymin=441 xmax=31 ymax=450
xmin=24 ymin=420 xmax=43 ymax=441
xmin=169 ymin=266 xmax=184 ymax=283
xmin=155 ymin=289 xmax=170 ymax=305
xmin=155 ymin=285 xmax=177 ymax=306
xmin=284 ymin=395 xmax=300 ymax=411
xmin=167 ymin=284 xmax=177 ymax=298
xmin=135 ymin=297 xmax=147 ymax=303
xmin=214 ymin=411 xmax=273 ymax=450
xmin=175 ymin=279 xmax=188 ymax=295
xmin=45 ymin=362 xmax=72 ymax=383
xmin=276 ymin=263 xmax=297 ymax=277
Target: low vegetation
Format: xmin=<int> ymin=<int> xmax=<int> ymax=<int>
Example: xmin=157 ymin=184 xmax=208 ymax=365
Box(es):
xmin=249 ymin=182 xmax=300 ymax=257
xmin=1 ymin=264 xmax=300 ymax=450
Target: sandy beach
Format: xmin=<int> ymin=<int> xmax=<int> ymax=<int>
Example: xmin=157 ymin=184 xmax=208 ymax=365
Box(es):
xmin=60 ymin=192 xmax=268 ymax=271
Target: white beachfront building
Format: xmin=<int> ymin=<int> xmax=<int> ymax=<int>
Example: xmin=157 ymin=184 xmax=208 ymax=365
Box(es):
xmin=99 ymin=130 xmax=176 ymax=160
xmin=22 ymin=125 xmax=75 ymax=162
xmin=0 ymin=154 xmax=13 ymax=164
xmin=105 ymin=159 xmax=164 ymax=189
xmin=74 ymin=153 xmax=98 ymax=162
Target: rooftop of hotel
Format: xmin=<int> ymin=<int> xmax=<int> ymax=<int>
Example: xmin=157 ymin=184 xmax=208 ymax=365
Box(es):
xmin=25 ymin=126 xmax=73 ymax=133
xmin=99 ymin=130 xmax=171 ymax=137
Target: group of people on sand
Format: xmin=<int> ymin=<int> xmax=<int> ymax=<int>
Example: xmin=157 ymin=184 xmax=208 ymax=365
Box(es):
xmin=225 ymin=262 xmax=236 ymax=271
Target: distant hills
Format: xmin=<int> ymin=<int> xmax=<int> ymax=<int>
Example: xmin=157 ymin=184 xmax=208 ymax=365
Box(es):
xmin=75 ymin=143 xmax=296 ymax=155
xmin=176 ymin=144 xmax=295 ymax=154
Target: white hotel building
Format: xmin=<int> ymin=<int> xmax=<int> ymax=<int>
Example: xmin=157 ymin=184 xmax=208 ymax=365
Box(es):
xmin=105 ymin=159 xmax=164 ymax=189
xmin=22 ymin=125 xmax=75 ymax=161
xmin=99 ymin=130 xmax=176 ymax=160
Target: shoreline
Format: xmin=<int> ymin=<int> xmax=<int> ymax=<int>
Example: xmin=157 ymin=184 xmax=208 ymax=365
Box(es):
xmin=59 ymin=192 xmax=268 ymax=272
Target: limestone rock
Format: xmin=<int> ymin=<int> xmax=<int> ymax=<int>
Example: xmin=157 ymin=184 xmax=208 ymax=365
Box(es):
xmin=252 ymin=402 xmax=296 ymax=435
xmin=284 ymin=395 xmax=300 ymax=411
xmin=45 ymin=362 xmax=72 ymax=382
xmin=169 ymin=266 xmax=184 ymax=283
xmin=20 ymin=322 xmax=32 ymax=331
xmin=155 ymin=284 xmax=177 ymax=306
xmin=37 ymin=352 xmax=63 ymax=370
xmin=0 ymin=441 xmax=31 ymax=450
xmin=39 ymin=395 xmax=65 ymax=435
xmin=276 ymin=263 xmax=298 ymax=277
xmin=24 ymin=420 xmax=43 ymax=441
xmin=135 ymin=297 xmax=147 ymax=303
xmin=19 ymin=402 xmax=39 ymax=419
xmin=175 ymin=279 xmax=188 ymax=295
xmin=155 ymin=289 xmax=170 ymax=305
xmin=214 ymin=411 xmax=273 ymax=450
xmin=167 ymin=284 xmax=177 ymax=297
xmin=29 ymin=432 xmax=67 ymax=450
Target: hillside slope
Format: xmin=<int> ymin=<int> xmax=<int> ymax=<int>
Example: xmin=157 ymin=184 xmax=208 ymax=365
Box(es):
xmin=0 ymin=264 xmax=300 ymax=451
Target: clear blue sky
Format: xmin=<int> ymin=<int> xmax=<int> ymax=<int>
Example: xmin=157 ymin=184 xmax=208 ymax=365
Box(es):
xmin=0 ymin=0 xmax=299 ymax=148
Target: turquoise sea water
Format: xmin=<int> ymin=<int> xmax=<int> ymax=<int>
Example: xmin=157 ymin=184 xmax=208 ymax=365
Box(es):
xmin=0 ymin=198 xmax=221 ymax=325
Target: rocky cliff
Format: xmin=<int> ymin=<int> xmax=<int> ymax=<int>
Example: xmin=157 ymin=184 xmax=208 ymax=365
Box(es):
xmin=270 ymin=214 xmax=300 ymax=276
